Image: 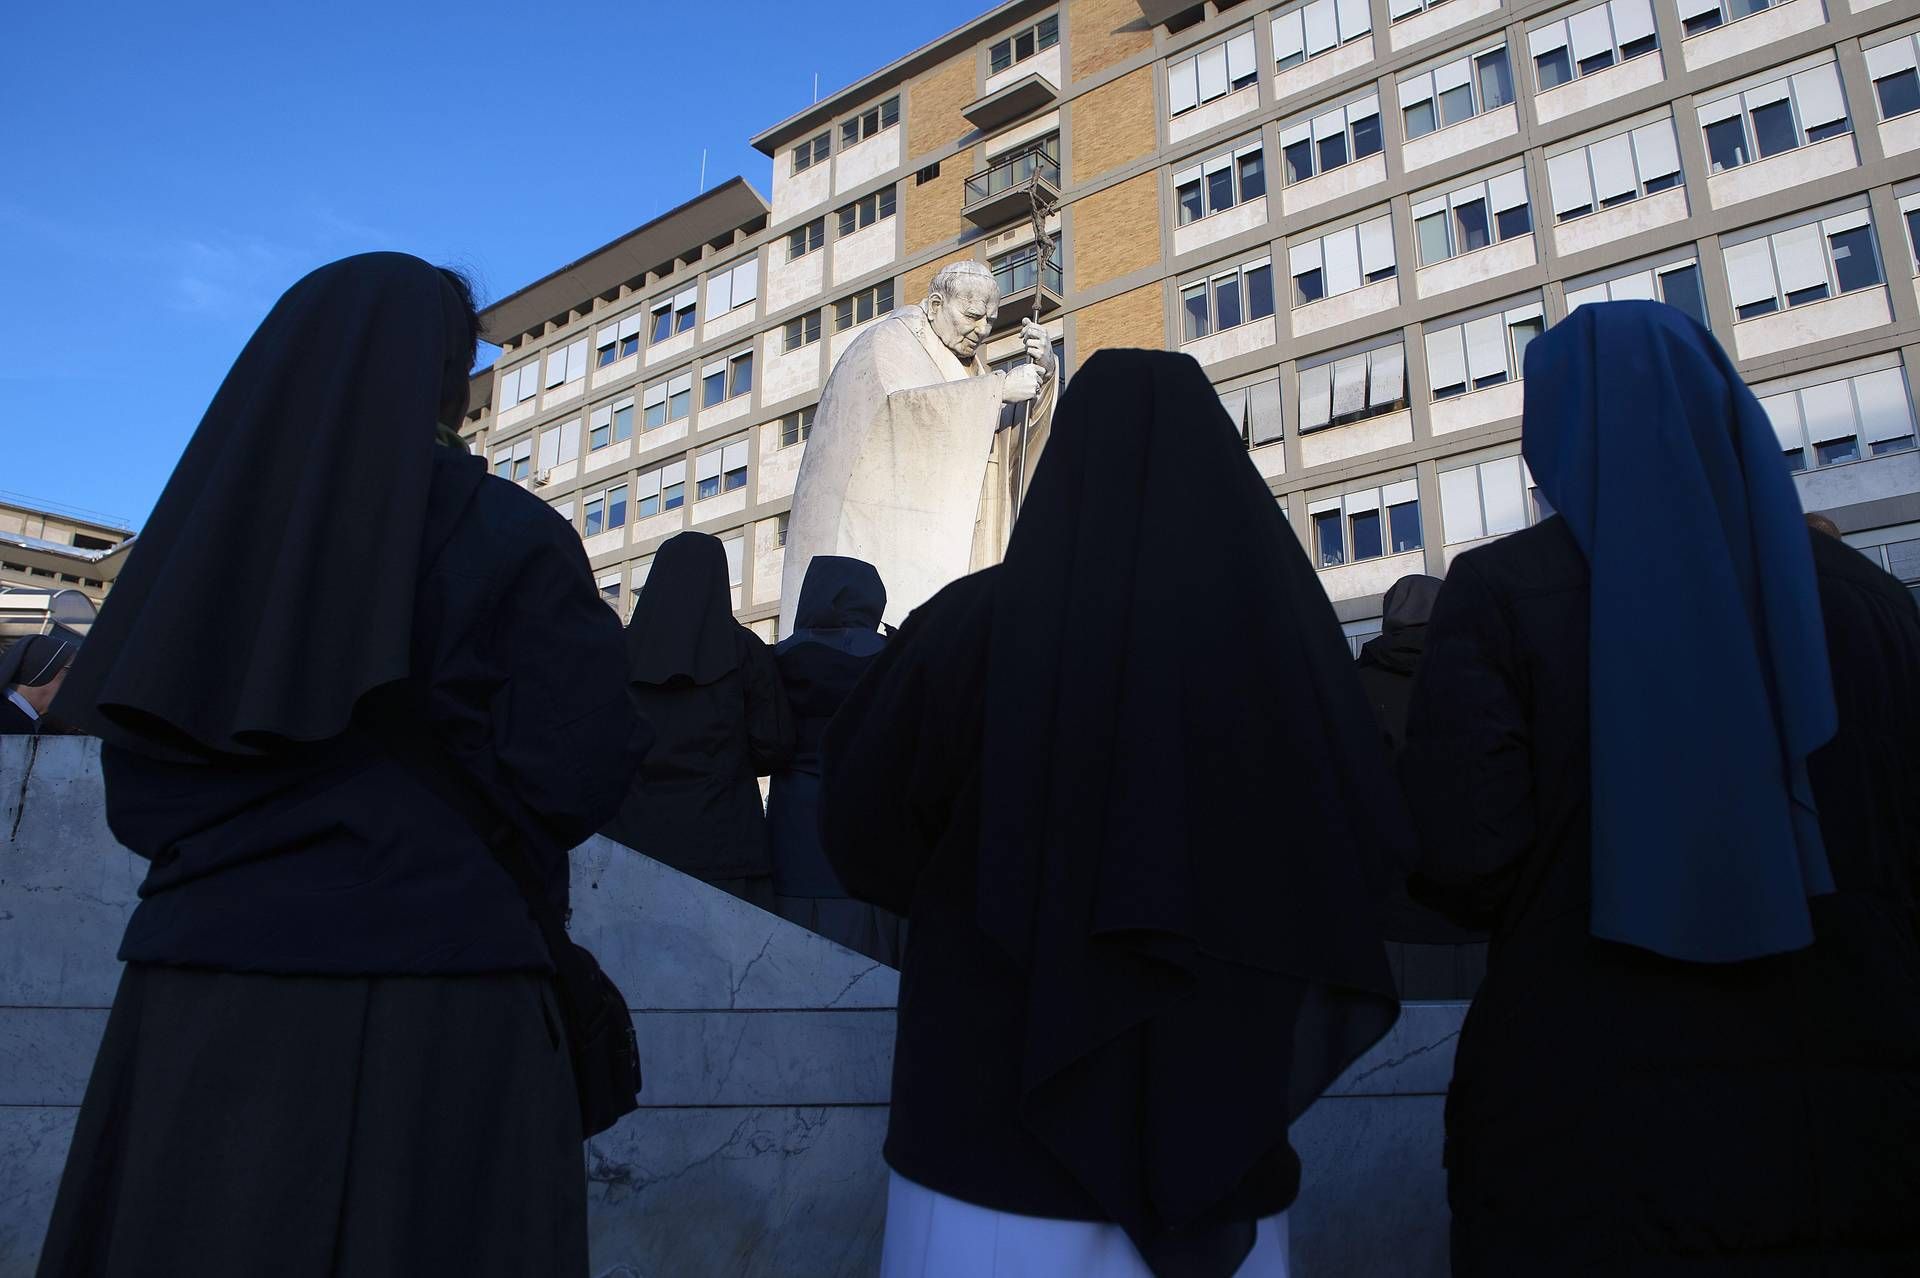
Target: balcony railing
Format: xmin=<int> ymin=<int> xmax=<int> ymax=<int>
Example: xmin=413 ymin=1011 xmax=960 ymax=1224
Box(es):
xmin=962 ymin=148 xmax=1061 ymax=227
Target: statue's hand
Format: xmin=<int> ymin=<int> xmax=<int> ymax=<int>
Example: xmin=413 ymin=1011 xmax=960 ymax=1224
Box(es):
xmin=1020 ymin=318 xmax=1053 ymax=377
xmin=999 ymin=365 xmax=1044 ymax=404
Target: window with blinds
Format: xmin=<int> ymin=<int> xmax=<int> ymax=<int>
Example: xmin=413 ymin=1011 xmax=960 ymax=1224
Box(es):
xmin=1216 ymin=376 xmax=1286 ymax=448
xmin=694 ymin=438 xmax=752 ymax=501
xmin=1760 ymin=365 xmax=1917 ymax=472
xmin=1722 ymin=208 xmax=1885 ymax=321
xmin=1169 ymin=29 xmax=1259 ymax=116
xmin=636 ymin=461 xmax=688 ymax=517
xmin=1299 ymin=342 xmax=1408 ymax=433
xmin=1412 ymin=170 xmax=1531 ymax=267
xmin=1565 ymin=258 xmax=1709 ymax=327
xmin=1175 ymin=138 xmax=1267 ymax=224
xmin=1279 ymin=92 xmax=1383 ymax=185
xmin=1425 ymin=302 xmax=1545 ymax=399
xmin=648 ymin=287 xmax=698 ymax=344
xmin=1545 ymin=116 xmax=1682 ymax=221
xmin=1289 ymin=214 xmax=1396 ymax=306
xmin=1528 ymin=0 xmax=1658 ymax=91
xmin=1272 ymin=0 xmax=1371 ymax=72
xmin=1309 ymin=480 xmax=1422 ymax=568
xmin=596 ymin=314 xmax=645 ymax=366
xmin=1438 ymin=455 xmax=1550 ymax=546
xmin=704 ymin=258 xmax=760 ymax=317
xmin=1180 ymin=255 xmax=1276 ymax=341
xmin=1866 ymin=35 xmax=1920 ymax=122
xmin=1399 ymin=44 xmax=1514 ymax=140
xmin=1698 ymin=60 xmax=1851 ymax=174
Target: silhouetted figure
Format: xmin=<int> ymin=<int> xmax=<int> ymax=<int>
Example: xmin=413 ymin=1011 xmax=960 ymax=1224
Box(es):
xmin=1355 ymin=575 xmax=1488 ymax=1000
xmin=605 ymin=530 xmax=793 ymax=907
xmin=39 ymin=254 xmax=647 ymax=1278
xmin=1806 ymin=510 xmax=1842 ymax=539
xmin=0 ymin=633 xmax=78 ymax=734
xmin=1401 ymin=302 xmax=1920 ymax=1274
xmin=768 ymin=555 xmax=904 ymax=964
xmin=823 ymin=350 xmax=1404 ymax=1278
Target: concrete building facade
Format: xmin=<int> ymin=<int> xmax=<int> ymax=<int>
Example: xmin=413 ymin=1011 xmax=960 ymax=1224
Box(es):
xmin=469 ymin=0 xmax=1920 ymax=644
xmin=0 ymin=497 xmax=134 ymax=602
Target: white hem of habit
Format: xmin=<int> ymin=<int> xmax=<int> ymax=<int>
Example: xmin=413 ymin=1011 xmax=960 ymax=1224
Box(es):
xmin=878 ymin=1171 xmax=1291 ymax=1278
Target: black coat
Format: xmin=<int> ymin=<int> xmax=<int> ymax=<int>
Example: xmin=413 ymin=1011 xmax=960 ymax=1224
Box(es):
xmin=108 ymin=454 xmax=648 ymax=975
xmin=0 ymin=694 xmax=38 ymax=735
xmin=1401 ymin=518 xmax=1920 ymax=1273
xmin=603 ymin=629 xmax=792 ymax=882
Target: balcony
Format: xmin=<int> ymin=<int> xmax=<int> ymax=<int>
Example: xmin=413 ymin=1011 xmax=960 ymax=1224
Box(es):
xmin=961 ymin=72 xmax=1058 ymax=134
xmin=963 ymin=148 xmax=1061 ymax=228
xmin=989 ymin=249 xmax=1064 ymax=329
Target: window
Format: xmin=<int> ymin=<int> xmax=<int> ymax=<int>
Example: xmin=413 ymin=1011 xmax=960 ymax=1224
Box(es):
xmin=1272 ymin=0 xmax=1371 ymax=73
xmin=1438 ymin=456 xmax=1544 ymax=544
xmin=792 ymin=131 xmax=830 ymax=173
xmin=1289 ymin=214 xmax=1396 ymax=307
xmin=1867 ymin=36 xmax=1920 ymax=121
xmin=989 ymin=242 xmax=1063 ymax=297
xmin=498 ymin=361 xmax=541 ymax=410
xmin=723 ymin=535 xmax=745 ymax=592
xmin=1388 ymin=0 xmax=1450 ymax=20
xmin=702 ymin=350 xmax=754 ymax=407
xmin=1399 ymin=46 xmax=1512 ymax=140
xmin=1901 ymin=192 xmax=1920 ymax=273
xmin=1216 ymin=376 xmax=1286 ymax=447
xmin=704 ymin=258 xmax=760 ymax=317
xmin=780 ymin=405 xmax=816 ymax=448
xmin=788 ymin=218 xmax=826 ymax=261
xmin=1678 ymin=0 xmax=1778 ymax=38
xmin=1309 ymin=480 xmax=1422 ymax=567
xmin=640 ymin=373 xmax=694 ymax=429
xmin=777 ymin=513 xmax=790 ymax=547
xmin=1723 ymin=210 xmax=1884 ymax=322
xmin=1279 ymin=95 xmax=1382 ymax=186
xmin=1566 ymin=259 xmax=1710 ymax=327
xmin=588 ymin=397 xmax=636 ymax=451
xmin=632 ymin=556 xmax=654 ymax=597
xmin=1299 ymin=343 xmax=1408 ymax=432
xmin=648 ymin=288 xmax=698 ymax=344
xmin=636 ymin=461 xmax=687 ymax=517
xmin=583 ymin=483 xmax=629 ymax=536
xmin=1175 ymin=140 xmax=1267 ymax=224
xmin=784 ymin=310 xmax=822 ymax=352
xmin=1699 ymin=62 xmax=1851 ymax=175
xmin=535 ymin=418 xmax=583 ymax=473
xmin=1529 ymin=0 xmax=1658 ymax=93
xmin=1413 ymin=171 xmax=1530 ymax=267
xmin=1764 ymin=366 xmax=1917 ymax=471
xmin=990 ymin=14 xmax=1059 ymax=73
xmin=1169 ymin=30 xmax=1259 ymax=117
xmin=597 ymin=574 xmax=622 ymax=610
xmin=491 ymin=436 xmax=533 ymax=481
xmin=596 ymin=314 xmax=645 ymax=366
xmin=840 ymin=96 xmax=899 ymax=147
xmin=835 ymin=281 xmax=896 ymax=331
xmin=1425 ymin=302 xmax=1545 ymax=399
xmin=695 ymin=439 xmax=751 ymax=500
xmin=543 ymin=339 xmax=588 ymax=390
xmin=1180 ymin=256 xmax=1276 ymax=340
xmin=836 ymin=187 xmax=897 ymax=237
xmin=1547 ymin=117 xmax=1683 ymax=221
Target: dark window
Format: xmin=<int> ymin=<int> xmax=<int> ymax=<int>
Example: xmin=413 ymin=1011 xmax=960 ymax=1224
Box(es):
xmin=730 ymin=353 xmax=753 ymax=398
xmin=1658 ymin=264 xmax=1709 ymax=327
xmin=1495 ymin=202 xmax=1532 ymax=240
xmin=1750 ymin=100 xmax=1798 ymax=158
xmin=1805 ymin=118 xmax=1850 ymax=143
xmin=620 ymin=332 xmax=640 ymax=358
xmin=1578 ymin=49 xmax=1615 ymax=76
xmin=1315 ymin=510 xmax=1345 ymax=566
xmin=1404 ymin=100 xmax=1437 ymax=140
xmin=650 ymin=308 xmax=673 ymax=344
xmin=613 ymin=403 xmax=633 ymax=441
xmin=1294 ymin=267 xmax=1326 ymax=306
xmin=703 ymin=368 xmax=727 ymax=407
xmin=1216 ymin=274 xmax=1244 ymax=330
xmin=1643 ymin=170 xmax=1683 ymax=193
xmin=1829 ymin=225 xmax=1882 ymax=294
xmin=73 ymin=534 xmax=116 ymax=551
xmin=1874 ymin=434 xmax=1918 ymax=456
xmin=1620 ymin=34 xmax=1658 ymax=60
xmin=597 ymin=344 xmax=617 ymax=368
xmin=606 ymin=486 xmax=628 ymax=529
xmin=1247 ymin=263 xmax=1275 ymax=319
xmin=1816 ymin=436 xmax=1860 ymax=466
xmin=1318 ymin=132 xmax=1349 ymax=172
xmin=1785 ymin=283 xmax=1830 ymax=307
xmin=1285 ymin=139 xmax=1316 ymax=184
xmin=697 ymin=467 xmax=720 ymax=501
xmin=1183 ymin=285 xmax=1211 ymax=340
xmin=1351 ymin=509 xmax=1383 ymax=560
xmin=1878 ymin=70 xmax=1920 ymax=120
xmin=788 ymin=219 xmax=825 ymax=260
xmin=1477 ymin=49 xmax=1514 ymax=110
xmin=1389 ymin=499 xmax=1423 ymax=553
xmin=1535 ymin=48 xmax=1573 ymax=91
xmin=1736 ymin=297 xmax=1780 ymax=320
xmin=663 ymin=476 xmax=685 ymax=510
xmin=1352 ymin=113 xmax=1383 ymax=158
xmin=1782 ymin=446 xmax=1808 ymax=472
xmin=1683 ymin=9 xmax=1724 ymax=34
xmin=1178 ymin=178 xmax=1204 ymax=224
xmin=1438 ymin=83 xmax=1474 ymax=128
xmin=1704 ymin=117 xmax=1750 ymax=171
xmin=1238 ymin=150 xmax=1266 ymax=200
xmin=1906 ymin=209 xmax=1920 ymax=267
xmin=1455 ymin=198 xmax=1490 ymax=253
xmin=1207 ymin=165 xmax=1235 ymax=212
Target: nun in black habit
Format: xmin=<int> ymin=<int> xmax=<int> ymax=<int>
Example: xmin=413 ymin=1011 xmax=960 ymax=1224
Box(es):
xmin=822 ymin=349 xmax=1404 ymax=1278
xmin=38 ymin=254 xmax=648 ymax=1278
xmin=767 ymin=555 xmax=904 ymax=965
xmin=1401 ymin=303 xmax=1920 ymax=1273
xmin=0 ymin=633 xmax=79 ymax=734
xmin=603 ymin=530 xmax=793 ymax=904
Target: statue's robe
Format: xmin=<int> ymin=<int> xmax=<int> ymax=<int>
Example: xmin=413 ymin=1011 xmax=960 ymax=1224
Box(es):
xmin=780 ymin=304 xmax=1056 ymax=631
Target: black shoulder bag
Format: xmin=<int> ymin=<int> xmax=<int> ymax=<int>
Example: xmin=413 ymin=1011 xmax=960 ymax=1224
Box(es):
xmin=378 ymin=714 xmax=643 ymax=1139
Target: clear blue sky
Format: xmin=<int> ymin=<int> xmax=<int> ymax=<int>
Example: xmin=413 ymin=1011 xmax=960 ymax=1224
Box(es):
xmin=4 ymin=0 xmax=988 ymax=531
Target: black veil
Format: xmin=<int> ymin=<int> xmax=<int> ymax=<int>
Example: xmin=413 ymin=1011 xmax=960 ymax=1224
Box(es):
xmin=624 ymin=531 xmax=741 ymax=686
xmin=55 ymin=253 xmax=479 ymax=759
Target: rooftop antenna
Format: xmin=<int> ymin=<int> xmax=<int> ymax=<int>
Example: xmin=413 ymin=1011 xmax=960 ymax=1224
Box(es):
xmin=699 ymin=149 xmax=708 ymax=192
xmin=813 ymin=73 xmax=820 ymax=103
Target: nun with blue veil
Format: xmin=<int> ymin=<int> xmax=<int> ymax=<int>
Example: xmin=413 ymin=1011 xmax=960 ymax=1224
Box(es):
xmin=1400 ymin=301 xmax=1920 ymax=1274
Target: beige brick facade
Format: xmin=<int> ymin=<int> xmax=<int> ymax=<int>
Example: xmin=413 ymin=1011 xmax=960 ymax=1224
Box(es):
xmin=1071 ymin=172 xmax=1159 ymax=293
xmin=1068 ymin=66 xmax=1155 ymax=185
xmin=1068 ymin=0 xmax=1153 ymax=83
xmin=904 ymin=158 xmax=969 ymax=256
xmin=902 ymin=249 xmax=973 ymax=307
xmin=908 ymin=55 xmax=978 ymax=161
xmin=1073 ymin=283 xmax=1163 ymax=365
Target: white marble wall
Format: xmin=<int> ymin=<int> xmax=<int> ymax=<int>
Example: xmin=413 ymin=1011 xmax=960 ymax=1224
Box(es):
xmin=0 ymin=737 xmax=1460 ymax=1278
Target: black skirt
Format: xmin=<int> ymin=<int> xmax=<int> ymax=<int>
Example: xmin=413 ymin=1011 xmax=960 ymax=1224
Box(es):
xmin=38 ymin=963 xmax=585 ymax=1278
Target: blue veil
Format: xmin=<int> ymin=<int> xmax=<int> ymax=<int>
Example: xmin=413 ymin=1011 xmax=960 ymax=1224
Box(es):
xmin=1521 ymin=301 xmax=1836 ymax=963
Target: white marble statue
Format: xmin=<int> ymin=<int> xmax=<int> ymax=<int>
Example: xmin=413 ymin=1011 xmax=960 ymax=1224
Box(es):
xmin=779 ymin=260 xmax=1057 ymax=631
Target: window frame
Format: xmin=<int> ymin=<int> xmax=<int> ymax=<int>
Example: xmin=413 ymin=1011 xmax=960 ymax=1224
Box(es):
xmin=839 ymin=96 xmax=900 ymax=148
xmin=1528 ymin=0 xmax=1660 ymax=95
xmin=1411 ymin=170 xmax=1531 ymax=268
xmin=834 ymin=280 xmax=897 ymax=332
xmin=989 ymin=14 xmax=1060 ymax=74
xmin=1272 ymin=0 xmax=1373 ymax=75
xmin=836 ymin=186 xmax=898 ymax=238
xmin=1175 ymin=137 xmax=1268 ymax=225
xmin=1168 ymin=28 xmax=1261 ymax=118
xmin=1179 ymin=256 xmax=1276 ymax=342
xmin=783 ymin=310 xmax=823 ymax=352
xmin=1424 ymin=301 xmax=1547 ymax=400
xmin=791 ymin=131 xmax=830 ymax=174
xmin=1278 ymin=94 xmax=1383 ymax=187
xmin=1723 ymin=209 xmax=1886 ymax=323
xmin=1399 ymin=44 xmax=1514 ymax=142
xmin=1308 ymin=480 xmax=1423 ymax=568
xmin=1698 ymin=61 xmax=1853 ymax=177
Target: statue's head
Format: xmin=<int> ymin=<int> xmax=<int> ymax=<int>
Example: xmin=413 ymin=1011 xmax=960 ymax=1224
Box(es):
xmin=923 ymin=261 xmax=999 ymax=363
